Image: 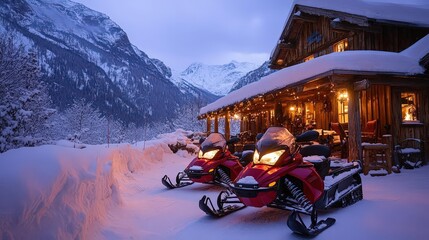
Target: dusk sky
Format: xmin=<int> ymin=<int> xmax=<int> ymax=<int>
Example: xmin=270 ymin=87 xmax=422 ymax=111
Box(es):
xmin=73 ymin=0 xmax=429 ymax=71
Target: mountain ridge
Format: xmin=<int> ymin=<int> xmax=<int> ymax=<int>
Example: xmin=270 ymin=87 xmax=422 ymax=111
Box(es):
xmin=179 ymin=61 xmax=259 ymax=96
xmin=0 ymin=0 xmax=218 ymax=127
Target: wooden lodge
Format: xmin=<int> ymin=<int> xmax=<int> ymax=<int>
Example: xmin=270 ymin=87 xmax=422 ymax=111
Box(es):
xmin=198 ymin=1 xmax=429 ymax=163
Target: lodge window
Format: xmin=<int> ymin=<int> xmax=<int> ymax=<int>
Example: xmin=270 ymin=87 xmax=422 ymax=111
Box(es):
xmin=337 ymin=89 xmax=349 ymax=123
xmin=304 ymin=55 xmax=314 ymax=62
xmin=401 ymin=92 xmax=419 ymax=122
xmin=305 ymin=102 xmax=316 ymax=126
xmin=333 ymin=39 xmax=348 ymax=52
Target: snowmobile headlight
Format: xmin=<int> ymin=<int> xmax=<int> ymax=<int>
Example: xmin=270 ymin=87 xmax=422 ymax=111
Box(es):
xmin=198 ymin=149 xmax=220 ymax=160
xmin=253 ymin=150 xmax=285 ymax=166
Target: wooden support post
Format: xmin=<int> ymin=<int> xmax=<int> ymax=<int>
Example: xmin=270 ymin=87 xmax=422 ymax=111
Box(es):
xmin=348 ymin=84 xmax=362 ymax=161
xmin=206 ymin=117 xmax=211 ymax=134
xmin=214 ymin=116 xmax=219 ymax=133
xmin=382 ymin=134 xmax=393 ymax=173
xmin=225 ymin=111 xmax=230 ymax=140
xmin=274 ymin=102 xmax=283 ymax=126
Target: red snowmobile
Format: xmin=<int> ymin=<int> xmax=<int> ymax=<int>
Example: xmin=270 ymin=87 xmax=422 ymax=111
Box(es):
xmin=162 ymin=132 xmax=254 ymax=189
xmin=199 ymin=127 xmax=363 ymax=236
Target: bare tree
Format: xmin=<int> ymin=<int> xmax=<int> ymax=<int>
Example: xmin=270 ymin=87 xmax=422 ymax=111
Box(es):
xmin=62 ymin=99 xmax=106 ymax=144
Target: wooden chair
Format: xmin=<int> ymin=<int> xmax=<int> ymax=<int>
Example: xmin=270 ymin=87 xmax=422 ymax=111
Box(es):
xmin=395 ymin=138 xmax=424 ymax=169
xmin=362 ymin=119 xmax=378 ymax=143
xmin=330 ymin=122 xmax=348 ymax=159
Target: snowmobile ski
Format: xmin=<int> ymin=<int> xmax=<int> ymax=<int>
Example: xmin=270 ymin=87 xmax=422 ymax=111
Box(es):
xmin=162 ymin=173 xmax=193 ymax=189
xmin=199 ymin=190 xmax=246 ymax=217
xmin=287 ymin=210 xmax=335 ymax=237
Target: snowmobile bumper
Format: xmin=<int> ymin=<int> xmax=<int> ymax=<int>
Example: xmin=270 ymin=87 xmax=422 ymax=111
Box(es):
xmin=230 ymin=183 xmax=277 ymax=207
xmin=184 ymin=169 xmax=214 ymax=183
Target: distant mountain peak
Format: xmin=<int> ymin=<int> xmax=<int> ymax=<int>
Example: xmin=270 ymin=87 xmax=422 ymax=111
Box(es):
xmin=0 ymin=0 xmax=218 ymax=127
xmin=229 ymin=61 xmax=276 ymax=93
xmin=179 ymin=61 xmax=258 ymax=96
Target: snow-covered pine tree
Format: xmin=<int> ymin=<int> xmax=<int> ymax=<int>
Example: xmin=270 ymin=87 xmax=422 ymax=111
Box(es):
xmin=0 ymin=36 xmax=53 ymax=153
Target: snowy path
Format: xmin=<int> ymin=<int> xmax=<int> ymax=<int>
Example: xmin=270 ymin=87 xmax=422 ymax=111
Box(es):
xmin=95 ymin=153 xmax=429 ymax=240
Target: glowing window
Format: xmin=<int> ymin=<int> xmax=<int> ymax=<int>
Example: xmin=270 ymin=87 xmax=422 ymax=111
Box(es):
xmin=401 ymin=92 xmax=419 ymax=122
xmin=333 ymin=39 xmax=348 ymax=52
xmin=304 ymin=55 xmax=314 ymax=62
xmin=337 ymin=89 xmax=349 ymax=123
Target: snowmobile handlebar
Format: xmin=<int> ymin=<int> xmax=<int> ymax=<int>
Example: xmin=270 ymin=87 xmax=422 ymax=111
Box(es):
xmin=295 ymin=130 xmax=319 ymax=143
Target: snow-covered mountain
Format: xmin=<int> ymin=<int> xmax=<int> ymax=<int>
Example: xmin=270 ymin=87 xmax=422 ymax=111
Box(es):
xmin=229 ymin=61 xmax=276 ymax=93
xmin=0 ymin=0 xmax=217 ymax=126
xmin=179 ymin=61 xmax=259 ymax=96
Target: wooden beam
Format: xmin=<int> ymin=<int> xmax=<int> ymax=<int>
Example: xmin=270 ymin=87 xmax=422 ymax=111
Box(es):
xmin=279 ymin=41 xmax=296 ymax=49
xmin=225 ymin=111 xmax=230 ymax=140
xmin=214 ymin=116 xmax=219 ymax=133
xmin=293 ymin=12 xmax=319 ymax=23
xmin=330 ymin=21 xmax=381 ymax=33
xmin=206 ymin=117 xmax=211 ymax=133
xmin=354 ymin=79 xmax=370 ymax=91
xmin=347 ymin=83 xmax=362 ymax=161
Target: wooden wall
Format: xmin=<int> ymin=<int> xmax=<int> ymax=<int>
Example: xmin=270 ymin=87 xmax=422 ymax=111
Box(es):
xmin=391 ymin=87 xmax=428 ymax=161
xmin=360 ymin=85 xmax=392 ymax=138
xmin=285 ymin=17 xmax=347 ymax=66
xmin=283 ymin=16 xmax=429 ymax=67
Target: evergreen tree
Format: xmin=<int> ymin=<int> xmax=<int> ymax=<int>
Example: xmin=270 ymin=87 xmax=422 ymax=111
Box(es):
xmin=0 ymin=37 xmax=53 ymax=152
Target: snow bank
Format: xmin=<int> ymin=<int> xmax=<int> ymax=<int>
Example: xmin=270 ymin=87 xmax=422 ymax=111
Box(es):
xmin=0 ymin=130 xmax=196 ymax=239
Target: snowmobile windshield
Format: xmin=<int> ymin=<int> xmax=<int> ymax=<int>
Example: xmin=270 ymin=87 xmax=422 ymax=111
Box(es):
xmin=200 ymin=133 xmax=226 ymax=152
xmin=256 ymin=127 xmax=295 ymax=155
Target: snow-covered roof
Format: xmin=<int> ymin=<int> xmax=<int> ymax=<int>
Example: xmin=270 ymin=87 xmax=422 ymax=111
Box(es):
xmin=200 ymin=34 xmax=429 ymax=116
xmin=292 ymin=0 xmax=429 ymax=27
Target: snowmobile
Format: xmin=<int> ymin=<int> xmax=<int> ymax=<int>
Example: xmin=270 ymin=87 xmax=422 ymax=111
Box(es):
xmin=161 ymin=132 xmax=254 ymax=189
xmin=199 ymin=127 xmax=363 ymax=236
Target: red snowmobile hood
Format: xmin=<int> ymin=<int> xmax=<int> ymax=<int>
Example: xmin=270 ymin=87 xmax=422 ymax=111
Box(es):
xmin=234 ymin=162 xmax=298 ymax=187
xmin=186 ymin=157 xmax=219 ymax=172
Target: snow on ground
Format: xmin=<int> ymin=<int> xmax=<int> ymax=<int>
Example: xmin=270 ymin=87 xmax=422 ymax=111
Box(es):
xmin=1 ymin=130 xmax=429 ymax=239
xmin=96 ymin=155 xmax=429 ymax=240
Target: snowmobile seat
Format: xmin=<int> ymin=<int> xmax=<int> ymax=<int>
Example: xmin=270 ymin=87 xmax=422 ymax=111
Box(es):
xmin=243 ymin=143 xmax=255 ymax=151
xmin=300 ymin=144 xmax=331 ymax=158
xmin=302 ymin=156 xmax=330 ymax=180
xmin=300 ymin=145 xmax=331 ymax=179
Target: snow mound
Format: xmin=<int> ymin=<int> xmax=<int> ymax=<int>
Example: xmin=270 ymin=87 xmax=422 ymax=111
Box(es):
xmin=0 ymin=130 xmax=195 ymax=239
xmin=237 ymin=176 xmax=258 ymax=185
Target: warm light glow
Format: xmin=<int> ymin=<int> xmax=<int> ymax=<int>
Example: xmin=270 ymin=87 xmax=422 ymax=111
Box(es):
xmin=198 ymin=149 xmax=219 ymax=159
xmin=233 ymin=114 xmax=240 ymax=119
xmin=405 ymin=111 xmax=412 ymax=121
xmin=337 ymin=91 xmax=348 ymax=101
xmin=337 ymin=89 xmax=349 ymax=123
xmin=289 ymin=106 xmax=296 ymax=111
xmin=304 ymin=55 xmax=314 ymax=62
xmin=401 ymin=92 xmax=418 ymax=122
xmin=404 ymin=105 xmax=417 ymax=121
xmin=253 ymin=150 xmax=285 ymax=166
xmin=334 ymin=39 xmax=348 ymax=52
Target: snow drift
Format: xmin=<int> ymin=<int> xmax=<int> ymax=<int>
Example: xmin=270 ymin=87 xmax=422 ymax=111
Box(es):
xmin=0 ymin=129 xmax=195 ymax=239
